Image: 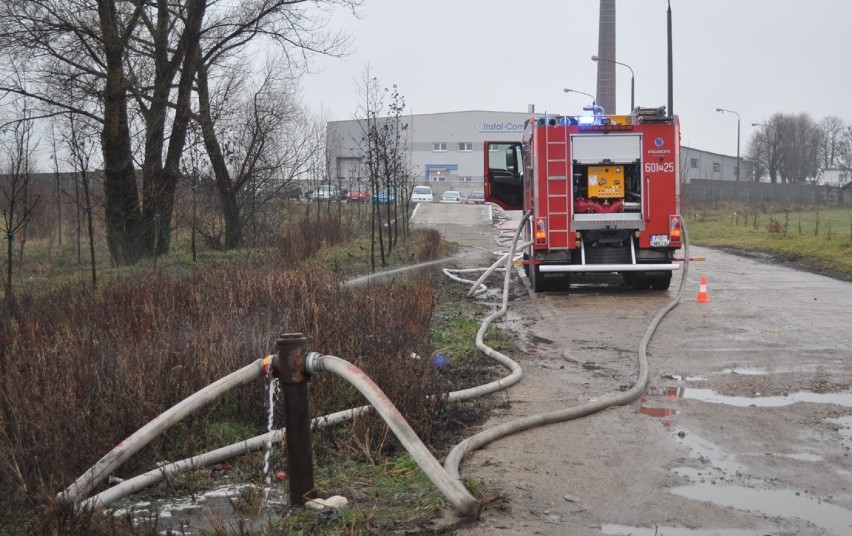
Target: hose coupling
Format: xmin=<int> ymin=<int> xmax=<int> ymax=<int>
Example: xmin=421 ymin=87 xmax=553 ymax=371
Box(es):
xmin=261 ymin=354 xmax=275 ymax=377
xmin=305 ymin=352 xmax=324 ymax=376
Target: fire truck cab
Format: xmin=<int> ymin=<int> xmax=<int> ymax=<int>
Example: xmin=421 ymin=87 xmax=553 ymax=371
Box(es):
xmin=484 ymin=107 xmax=683 ymax=292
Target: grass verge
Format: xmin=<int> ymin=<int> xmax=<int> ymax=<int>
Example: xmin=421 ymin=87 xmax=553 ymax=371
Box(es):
xmin=684 ymin=203 xmax=852 ymax=280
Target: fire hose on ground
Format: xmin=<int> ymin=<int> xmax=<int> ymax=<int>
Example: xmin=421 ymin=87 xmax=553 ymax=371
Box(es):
xmin=72 ymin=352 xmax=478 ymax=514
xmin=65 ymin=209 xmax=533 ymax=513
xmin=64 ymin=210 xmax=689 ymax=519
xmin=444 ymin=220 xmax=691 ymax=478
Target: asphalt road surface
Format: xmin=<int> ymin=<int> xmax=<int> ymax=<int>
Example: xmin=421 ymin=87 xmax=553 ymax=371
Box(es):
xmin=412 ymin=201 xmax=852 ymax=536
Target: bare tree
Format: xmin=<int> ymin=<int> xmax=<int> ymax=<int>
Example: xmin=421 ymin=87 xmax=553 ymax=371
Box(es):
xmin=354 ymin=68 xmax=411 ymax=270
xmin=0 ymin=0 xmax=359 ymax=264
xmin=356 ymin=68 xmax=388 ymax=270
xmin=748 ymin=112 xmax=828 ymax=183
xmin=296 ymin=111 xmax=342 ymax=231
xmin=746 ymin=133 xmax=769 ymax=183
xmin=188 ymin=0 xmax=358 ymax=249
xmin=778 ymin=113 xmax=820 ymax=183
xmin=817 ymin=116 xmax=847 ymax=172
xmin=750 ymin=114 xmax=785 ymax=183
xmin=49 ymin=123 xmax=63 ymax=249
xmin=0 ymin=110 xmax=40 ymax=311
xmin=378 ymin=85 xmax=411 ymax=252
xmin=61 ymin=114 xmax=100 ymax=289
xmin=194 ymin=58 xmax=318 ymax=248
xmin=838 ymin=126 xmax=852 ymax=174
xmin=0 ymin=0 xmax=206 ymax=264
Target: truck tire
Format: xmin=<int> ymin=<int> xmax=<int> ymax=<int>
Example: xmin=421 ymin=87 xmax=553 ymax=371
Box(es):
xmin=650 ymin=273 xmax=672 ymax=290
xmin=554 ymin=273 xmax=572 ymax=291
xmin=632 ymin=277 xmax=652 ymax=290
xmin=530 ymin=263 xmax=547 ymax=292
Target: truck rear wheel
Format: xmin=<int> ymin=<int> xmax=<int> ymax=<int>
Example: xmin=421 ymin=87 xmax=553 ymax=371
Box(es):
xmin=632 ymin=277 xmax=652 ymax=290
xmin=530 ymin=263 xmax=547 ymax=292
xmin=630 ymin=273 xmax=672 ymax=290
xmin=650 ymin=273 xmax=672 ymax=290
xmin=554 ymin=274 xmax=571 ymax=291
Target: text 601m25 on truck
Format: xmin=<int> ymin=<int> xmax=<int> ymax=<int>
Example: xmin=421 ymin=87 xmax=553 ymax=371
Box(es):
xmin=484 ymin=106 xmax=683 ymax=292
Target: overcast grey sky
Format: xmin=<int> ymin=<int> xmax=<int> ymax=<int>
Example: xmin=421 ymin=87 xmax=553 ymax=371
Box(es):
xmin=299 ymin=0 xmax=851 ymax=156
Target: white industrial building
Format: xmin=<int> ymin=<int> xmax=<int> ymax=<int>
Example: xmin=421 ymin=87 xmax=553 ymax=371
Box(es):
xmin=821 ymin=168 xmax=851 ymax=187
xmin=326 ymin=111 xmax=752 ymax=197
xmin=326 ymin=110 xmax=532 ymax=197
xmin=681 ymin=146 xmax=754 ymax=183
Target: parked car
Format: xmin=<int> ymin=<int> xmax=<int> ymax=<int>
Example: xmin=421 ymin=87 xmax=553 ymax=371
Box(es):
xmin=466 ymin=191 xmax=486 ymax=204
xmin=280 ymin=181 xmax=302 ymax=200
xmin=347 ymin=187 xmax=369 ymax=203
xmin=308 ymin=185 xmax=340 ymax=201
xmin=410 ymin=185 xmax=434 ymax=203
xmin=440 ymin=190 xmax=462 ymax=203
xmin=373 ymin=189 xmax=396 ymax=203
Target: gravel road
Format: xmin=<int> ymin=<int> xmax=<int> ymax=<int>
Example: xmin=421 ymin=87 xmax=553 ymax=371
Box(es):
xmin=413 ymin=202 xmax=852 ymax=536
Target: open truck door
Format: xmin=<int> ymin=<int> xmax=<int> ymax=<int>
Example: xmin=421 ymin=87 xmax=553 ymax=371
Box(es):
xmin=484 ymin=141 xmax=523 ymax=211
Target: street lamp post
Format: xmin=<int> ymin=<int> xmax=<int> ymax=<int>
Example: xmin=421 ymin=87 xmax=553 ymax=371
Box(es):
xmin=563 ymin=88 xmax=595 ymax=106
xmin=752 ymin=122 xmax=778 ymax=138
xmin=591 ymin=55 xmax=634 ymax=113
xmin=716 ymin=108 xmax=741 ymax=181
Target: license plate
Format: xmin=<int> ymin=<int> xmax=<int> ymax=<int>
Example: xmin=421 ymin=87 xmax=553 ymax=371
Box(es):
xmin=650 ymin=234 xmax=670 ymax=247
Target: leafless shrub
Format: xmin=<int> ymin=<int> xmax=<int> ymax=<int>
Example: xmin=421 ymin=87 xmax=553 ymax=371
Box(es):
xmin=413 ymin=229 xmax=443 ymax=262
xmin=767 ymin=218 xmax=782 ymax=234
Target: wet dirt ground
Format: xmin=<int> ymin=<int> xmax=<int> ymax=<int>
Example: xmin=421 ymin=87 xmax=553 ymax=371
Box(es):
xmin=413 ymin=203 xmax=852 ymax=536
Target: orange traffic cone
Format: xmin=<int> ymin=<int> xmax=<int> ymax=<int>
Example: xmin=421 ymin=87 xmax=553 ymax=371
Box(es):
xmin=696 ymin=276 xmax=710 ymax=303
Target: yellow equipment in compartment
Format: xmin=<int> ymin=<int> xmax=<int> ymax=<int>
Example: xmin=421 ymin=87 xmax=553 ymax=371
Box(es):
xmin=587 ymin=165 xmax=625 ymax=199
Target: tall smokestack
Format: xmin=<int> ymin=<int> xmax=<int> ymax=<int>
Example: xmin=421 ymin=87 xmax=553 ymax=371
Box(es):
xmin=596 ymin=0 xmax=616 ymax=114
xmin=667 ymin=0 xmax=673 ymax=117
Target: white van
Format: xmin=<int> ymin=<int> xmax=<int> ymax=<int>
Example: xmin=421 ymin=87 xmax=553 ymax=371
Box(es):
xmin=410 ymin=185 xmax=434 ymax=203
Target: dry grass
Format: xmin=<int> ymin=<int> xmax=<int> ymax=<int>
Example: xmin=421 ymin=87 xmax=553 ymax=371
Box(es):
xmin=0 ymin=212 xmax=448 ymax=534
xmin=684 ymin=202 xmax=852 ymax=279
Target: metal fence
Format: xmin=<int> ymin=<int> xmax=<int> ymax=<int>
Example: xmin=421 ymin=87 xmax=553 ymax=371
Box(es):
xmin=683 ymin=179 xmax=850 ymax=207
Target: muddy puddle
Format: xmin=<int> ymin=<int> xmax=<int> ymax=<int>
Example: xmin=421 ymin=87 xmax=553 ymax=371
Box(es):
xmin=666 ymin=424 xmax=852 ymax=533
xmin=717 ymin=360 xmax=848 ymax=376
xmin=670 ymin=484 xmax=852 ymax=535
xmin=109 ymin=483 xmax=288 ymax=535
xmin=682 ymin=388 xmax=852 ymax=407
xmin=601 ymin=525 xmax=759 ymax=536
xmin=636 ymin=380 xmax=852 ymax=533
xmin=639 ymin=386 xmax=681 ymax=423
xmin=662 ymin=373 xmax=706 ymax=382
xmin=642 ymin=384 xmax=852 ymax=409
xmin=671 ymin=429 xmax=746 ymax=480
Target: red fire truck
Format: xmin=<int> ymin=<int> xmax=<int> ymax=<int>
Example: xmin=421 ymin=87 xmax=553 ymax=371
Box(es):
xmin=484 ymin=106 xmax=682 ymax=292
